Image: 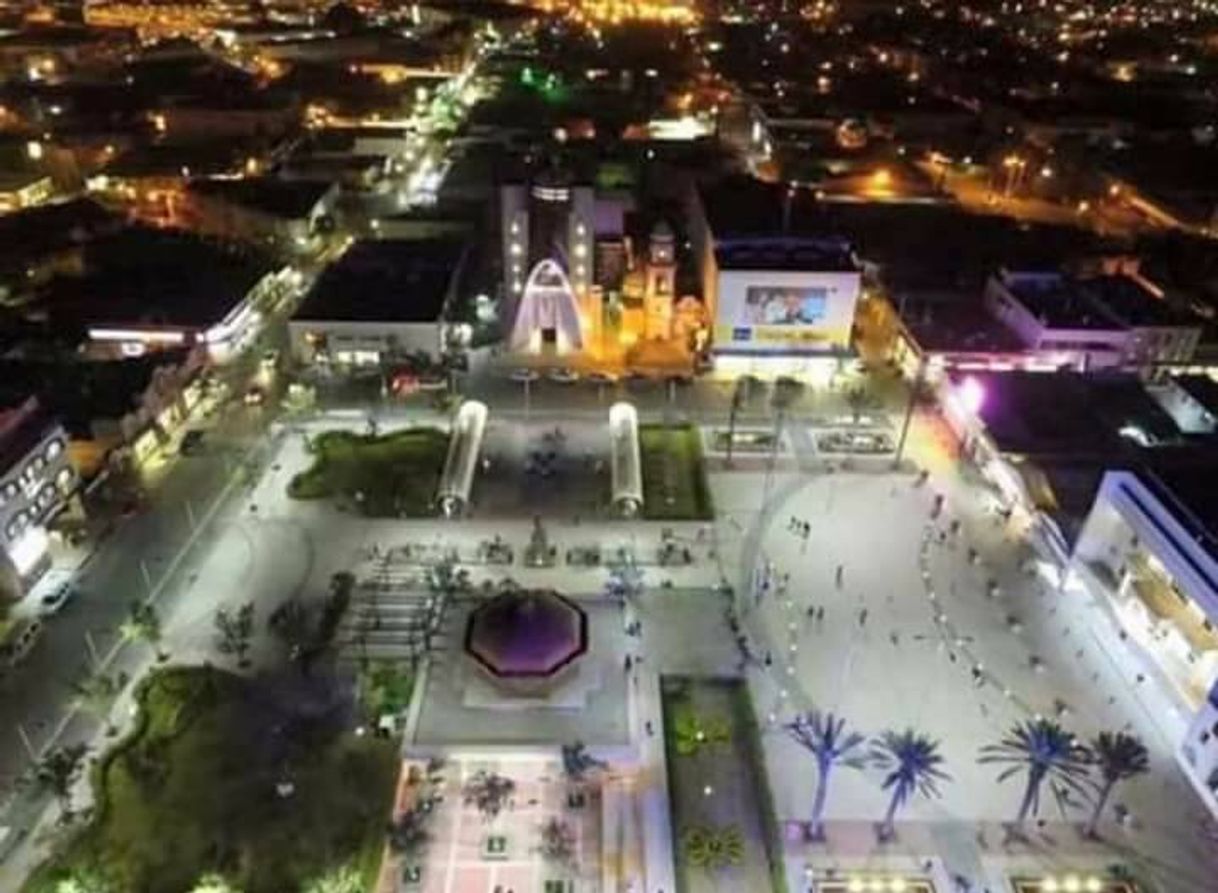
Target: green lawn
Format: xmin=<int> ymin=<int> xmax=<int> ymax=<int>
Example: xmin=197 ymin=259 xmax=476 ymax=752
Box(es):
xmin=639 ymin=424 xmax=714 ymax=521
xmin=26 ymin=666 xmax=399 ymax=893
xmin=288 ymin=428 xmax=449 ymax=517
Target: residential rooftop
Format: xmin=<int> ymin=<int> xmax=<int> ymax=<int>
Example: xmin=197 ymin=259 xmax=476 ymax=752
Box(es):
xmin=41 ymin=227 xmax=275 ymax=330
xmin=1003 ymin=274 xmax=1116 ymax=330
xmin=895 ymin=291 xmax=1025 ymax=354
xmin=714 ymin=237 xmax=858 ymax=273
xmin=294 ymin=238 xmax=468 ymax=324
xmin=190 ymin=177 xmax=334 ymax=220
xmin=1076 ymin=275 xmax=1199 ymax=329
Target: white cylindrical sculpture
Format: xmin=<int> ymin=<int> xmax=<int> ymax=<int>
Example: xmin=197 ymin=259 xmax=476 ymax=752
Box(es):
xmin=436 ymin=400 xmax=488 ymax=516
xmin=609 ymin=402 xmax=643 ymax=517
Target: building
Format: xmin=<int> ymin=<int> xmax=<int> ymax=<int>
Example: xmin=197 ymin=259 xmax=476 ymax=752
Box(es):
xmin=985 ymin=271 xmax=1133 ymax=371
xmin=39 ymin=226 xmax=291 ymax=363
xmin=985 ymin=271 xmax=1202 ymax=372
xmin=500 ymin=167 xmax=597 ymax=349
xmin=188 ymin=177 xmax=339 ymax=256
xmin=0 ymin=171 xmax=55 ymax=213
xmin=289 ymin=238 xmax=469 ymax=368
xmin=691 ymin=176 xmax=862 ymax=380
xmin=0 ymin=397 xmax=75 ymax=600
xmin=1068 ymin=455 xmax=1218 ymax=818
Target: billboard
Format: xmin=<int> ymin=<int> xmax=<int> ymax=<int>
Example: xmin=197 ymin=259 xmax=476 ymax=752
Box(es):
xmin=714 ymin=271 xmax=860 ymax=354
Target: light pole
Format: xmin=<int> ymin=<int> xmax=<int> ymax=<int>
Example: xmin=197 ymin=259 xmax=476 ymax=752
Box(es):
xmin=893 ymin=355 xmax=926 ymax=469
xmin=725 ymin=380 xmax=745 ymax=469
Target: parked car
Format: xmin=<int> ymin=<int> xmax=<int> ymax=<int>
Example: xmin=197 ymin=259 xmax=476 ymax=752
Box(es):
xmin=548 ymin=367 xmax=579 ymax=384
xmin=39 ymin=583 xmax=77 ymax=616
xmin=243 ymin=386 xmax=265 ymax=406
xmin=180 ymin=429 xmax=206 ymax=455
xmin=0 ymin=619 xmax=42 ymax=668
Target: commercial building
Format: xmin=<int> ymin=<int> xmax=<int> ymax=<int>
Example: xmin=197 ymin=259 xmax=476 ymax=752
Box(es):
xmin=0 ymin=397 xmax=75 ymax=600
xmin=1068 ymin=456 xmax=1218 ymax=817
xmin=691 ymin=177 xmax=862 ymax=380
xmin=188 ymin=177 xmax=339 ymax=256
xmin=40 ymin=226 xmax=292 ymax=363
xmin=985 ymin=270 xmax=1201 ymax=372
xmin=289 ymin=238 xmax=470 ymax=368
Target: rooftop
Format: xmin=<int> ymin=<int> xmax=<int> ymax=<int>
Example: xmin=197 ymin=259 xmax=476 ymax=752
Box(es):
xmin=715 ymin=237 xmax=858 ymax=273
xmin=1003 ymin=274 xmax=1116 ymax=330
xmin=0 ymin=351 xmax=194 ymax=438
xmin=0 ymin=396 xmax=57 ymax=476
xmin=965 ymin=370 xmax=1181 ymax=457
xmin=41 ymin=227 xmax=275 ymax=330
xmin=895 ymin=291 xmax=1025 ymax=354
xmin=190 ymin=177 xmax=334 ymax=220
xmin=1172 ymin=375 xmax=1218 ymax=417
xmin=1076 ymin=275 xmax=1199 ymax=329
xmin=293 ymin=238 xmax=467 ymax=324
xmin=1135 ymin=448 xmax=1218 ymax=571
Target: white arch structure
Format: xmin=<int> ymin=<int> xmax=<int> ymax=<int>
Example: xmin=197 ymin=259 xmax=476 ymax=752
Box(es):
xmin=509 ymin=258 xmax=583 ymax=354
xmin=437 ymin=400 xmax=488 ymax=517
xmin=609 ymin=402 xmax=643 ymax=517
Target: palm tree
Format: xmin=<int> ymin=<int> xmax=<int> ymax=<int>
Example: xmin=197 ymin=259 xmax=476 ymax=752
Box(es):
xmin=870 ymin=730 xmax=950 ymax=840
xmin=121 ymin=601 xmax=165 ymax=662
xmin=979 ymin=719 xmax=1091 ymax=829
xmin=70 ymin=672 xmax=128 ymax=735
xmin=785 ymin=711 xmax=868 ymax=841
xmin=387 ymin=807 xmax=430 ymax=859
xmin=52 ymin=868 xmax=115 ymax=893
xmin=560 ymin=741 xmax=607 ymax=784
xmin=1085 ymin=731 xmax=1149 ymax=838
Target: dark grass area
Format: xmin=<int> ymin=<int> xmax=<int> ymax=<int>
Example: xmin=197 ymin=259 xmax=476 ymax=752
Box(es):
xmin=639 ymin=424 xmax=714 ymax=521
xmin=25 ymin=666 xmax=399 ymax=893
xmin=287 ymin=427 xmax=449 ymax=517
xmin=660 ymin=676 xmax=784 ymax=893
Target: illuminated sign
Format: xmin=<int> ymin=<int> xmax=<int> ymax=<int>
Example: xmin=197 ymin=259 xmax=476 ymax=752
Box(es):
xmin=742 ymin=286 xmax=828 ymax=326
xmin=8 ymin=524 xmax=48 ymax=576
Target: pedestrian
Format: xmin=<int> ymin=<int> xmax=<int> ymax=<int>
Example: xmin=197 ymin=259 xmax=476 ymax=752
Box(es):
xmin=858 ymin=608 xmax=868 ymax=628
xmin=889 ymin=631 xmax=899 ymax=647
xmin=835 ymin=564 xmax=844 ymax=589
xmin=645 ymin=721 xmax=654 ymax=737
xmin=816 ymin=606 xmax=825 ymax=623
xmin=764 ymin=651 xmax=773 ymax=667
xmin=625 ymin=655 xmax=633 ymax=673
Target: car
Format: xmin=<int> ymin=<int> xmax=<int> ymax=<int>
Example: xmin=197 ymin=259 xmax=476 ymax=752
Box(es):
xmin=587 ymin=371 xmax=618 ymax=386
xmin=39 ymin=583 xmax=77 ymax=616
xmin=548 ymin=367 xmax=579 ymax=384
xmin=0 ymin=619 xmax=42 ymax=669
xmin=243 ymin=386 xmax=265 ymax=406
xmin=179 ymin=429 xmax=206 ymax=455
xmin=509 ymin=368 xmax=540 ymax=383
xmin=260 ymin=349 xmax=279 ymax=370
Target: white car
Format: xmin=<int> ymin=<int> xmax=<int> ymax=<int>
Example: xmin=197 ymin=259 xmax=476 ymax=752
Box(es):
xmin=548 ymin=367 xmax=579 ymax=384
xmin=509 ymin=368 xmax=540 ymax=383
xmin=39 ymin=582 xmax=77 ymax=616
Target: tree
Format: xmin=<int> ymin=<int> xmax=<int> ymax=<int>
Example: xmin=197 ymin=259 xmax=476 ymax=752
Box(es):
xmin=70 ymin=672 xmax=128 ymax=735
xmin=214 ymin=602 xmax=255 ymax=667
xmin=302 ymin=863 xmax=362 ymax=893
xmin=387 ymin=807 xmax=430 ymax=859
xmin=121 ymin=601 xmax=165 ymax=661
xmin=845 ymin=387 xmax=869 ymax=425
xmin=188 ymin=874 xmax=241 ymax=893
xmin=869 ymin=730 xmax=950 ymax=840
xmin=1085 ymin=731 xmax=1149 ymax=838
xmin=268 ymin=598 xmax=312 ymax=666
xmin=672 ymin=704 xmax=730 ymax=757
xmin=560 ymin=741 xmax=607 ymax=784
xmin=52 ymin=867 xmax=115 ymax=893
xmin=30 ymin=744 xmax=89 ymax=821
xmin=462 ymin=770 xmax=515 ymax=821
xmin=785 ymin=711 xmax=868 ymax=841
xmin=538 ymin=817 xmax=575 ymax=865
xmin=979 ymin=719 xmax=1092 ymax=828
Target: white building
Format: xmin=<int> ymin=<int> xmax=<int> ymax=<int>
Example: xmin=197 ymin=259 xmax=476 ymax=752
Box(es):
xmin=289 ymin=238 xmax=469 ymax=367
xmin=0 ymin=398 xmax=75 ymax=600
xmin=1069 ymin=461 xmax=1218 ymax=817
